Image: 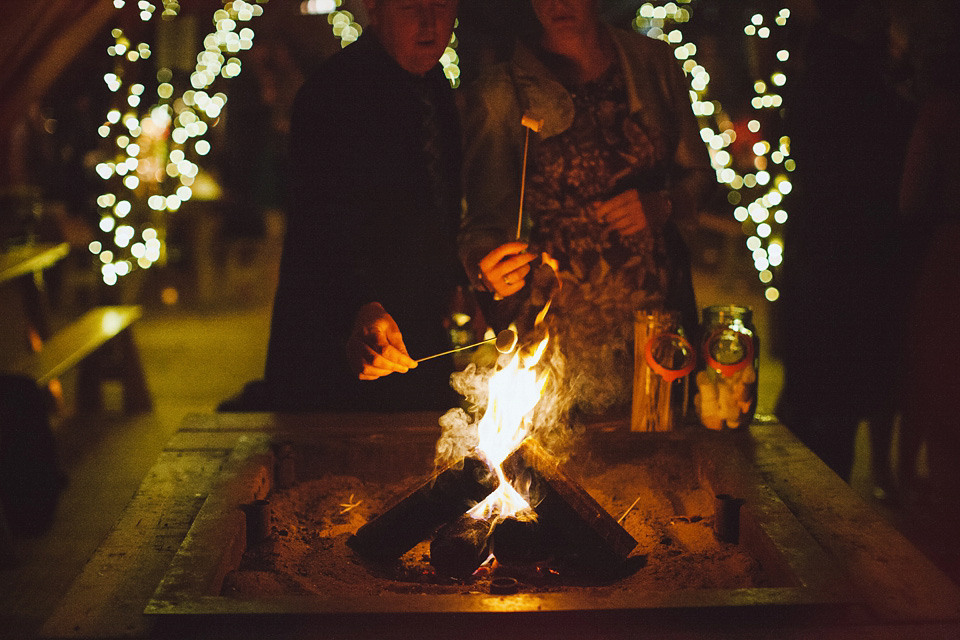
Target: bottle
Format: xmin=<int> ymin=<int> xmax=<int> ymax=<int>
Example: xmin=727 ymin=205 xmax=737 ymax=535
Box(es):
xmin=694 ymin=305 xmax=759 ymax=430
xmin=631 ymin=309 xmax=696 ymax=432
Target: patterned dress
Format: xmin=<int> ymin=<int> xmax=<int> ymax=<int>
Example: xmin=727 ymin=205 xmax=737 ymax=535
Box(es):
xmin=525 ymin=60 xmax=693 ymax=414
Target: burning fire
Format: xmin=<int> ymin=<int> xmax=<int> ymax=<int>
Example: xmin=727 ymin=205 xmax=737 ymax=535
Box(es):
xmin=467 ymin=253 xmax=561 ymax=521
xmin=468 ymin=331 xmax=551 ymax=520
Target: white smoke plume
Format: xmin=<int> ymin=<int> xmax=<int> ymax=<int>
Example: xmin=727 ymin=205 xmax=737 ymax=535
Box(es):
xmin=434 ymin=336 xmax=578 ymax=468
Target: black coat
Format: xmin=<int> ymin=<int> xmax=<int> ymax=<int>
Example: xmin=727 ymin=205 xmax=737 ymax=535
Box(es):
xmin=265 ymin=34 xmax=465 ymax=411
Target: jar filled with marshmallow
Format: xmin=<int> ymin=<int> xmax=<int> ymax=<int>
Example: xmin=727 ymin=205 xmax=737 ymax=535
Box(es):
xmin=694 ymin=305 xmax=759 ymax=430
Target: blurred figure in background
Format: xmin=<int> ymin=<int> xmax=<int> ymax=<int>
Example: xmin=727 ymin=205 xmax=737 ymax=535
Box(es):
xmin=458 ymin=0 xmax=713 ymax=418
xmin=896 ymin=1 xmax=960 ymax=505
xmin=775 ymin=0 xmax=914 ymax=487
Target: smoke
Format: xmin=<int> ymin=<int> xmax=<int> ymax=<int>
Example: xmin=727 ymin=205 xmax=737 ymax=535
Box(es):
xmin=434 ymin=335 xmax=579 ymax=468
xmin=550 ymin=323 xmax=634 ymax=416
xmin=521 ymin=336 xmax=577 ymax=463
xmin=434 ymin=364 xmax=490 ymax=466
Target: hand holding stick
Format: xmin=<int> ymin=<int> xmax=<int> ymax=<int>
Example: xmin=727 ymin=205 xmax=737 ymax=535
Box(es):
xmin=347 ymin=302 xmax=417 ymax=379
xmin=478 ymin=242 xmax=537 ymax=300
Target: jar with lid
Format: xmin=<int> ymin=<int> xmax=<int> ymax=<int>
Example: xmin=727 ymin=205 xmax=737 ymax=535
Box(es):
xmin=631 ymin=309 xmax=696 ymax=432
xmin=694 ymin=305 xmax=759 ymax=430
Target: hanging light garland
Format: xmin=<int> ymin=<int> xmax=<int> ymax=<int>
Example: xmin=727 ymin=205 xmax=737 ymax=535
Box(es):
xmin=92 ymin=0 xmax=268 ymax=286
xmin=634 ymin=1 xmax=792 ymax=302
xmin=93 ymin=0 xmax=777 ymax=291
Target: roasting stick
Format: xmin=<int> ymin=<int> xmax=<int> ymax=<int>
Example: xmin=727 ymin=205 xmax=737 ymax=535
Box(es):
xmin=516 ymin=114 xmax=544 ymax=240
xmin=416 ymin=328 xmax=518 ymax=363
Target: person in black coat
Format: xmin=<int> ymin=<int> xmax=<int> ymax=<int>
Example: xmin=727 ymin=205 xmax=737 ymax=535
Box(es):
xmin=263 ymin=0 xmax=464 ymax=412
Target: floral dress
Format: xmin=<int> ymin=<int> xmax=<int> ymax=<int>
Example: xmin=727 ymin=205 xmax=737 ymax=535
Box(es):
xmin=524 ymin=60 xmax=693 ymax=414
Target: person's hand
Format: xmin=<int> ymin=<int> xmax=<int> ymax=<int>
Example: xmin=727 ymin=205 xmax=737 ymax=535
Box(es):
xmin=591 ymin=189 xmax=671 ymax=236
xmin=478 ymin=242 xmax=537 ymax=299
xmin=345 ymin=302 xmax=418 ymax=380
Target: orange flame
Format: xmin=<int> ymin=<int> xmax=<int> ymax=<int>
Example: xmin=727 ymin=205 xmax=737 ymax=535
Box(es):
xmin=540 ymin=252 xmax=560 ymax=274
xmin=534 ymin=253 xmax=560 ymax=327
xmin=468 ymin=331 xmax=550 ymax=519
xmin=467 ymin=254 xmax=561 ymax=520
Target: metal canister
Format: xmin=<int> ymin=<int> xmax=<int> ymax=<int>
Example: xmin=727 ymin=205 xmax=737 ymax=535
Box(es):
xmin=694 ymin=305 xmax=759 ymax=430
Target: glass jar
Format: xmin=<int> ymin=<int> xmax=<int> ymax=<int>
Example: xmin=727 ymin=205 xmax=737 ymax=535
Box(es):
xmin=631 ymin=310 xmax=696 ymax=432
xmin=694 ymin=305 xmax=759 ymax=430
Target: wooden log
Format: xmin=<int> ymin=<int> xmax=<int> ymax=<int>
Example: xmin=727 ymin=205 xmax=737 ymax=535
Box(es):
xmin=502 ymin=438 xmax=637 ymax=565
xmin=347 ymin=456 xmax=496 ymax=561
xmin=429 ymin=514 xmax=491 ymax=579
xmin=490 ymin=509 xmax=553 ymax=564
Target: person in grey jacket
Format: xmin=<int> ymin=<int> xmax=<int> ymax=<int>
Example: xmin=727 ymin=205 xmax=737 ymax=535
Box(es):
xmin=459 ymin=0 xmax=713 ymax=415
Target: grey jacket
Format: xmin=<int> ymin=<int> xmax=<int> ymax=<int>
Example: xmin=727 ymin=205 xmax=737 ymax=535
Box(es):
xmin=458 ymin=26 xmax=714 ymax=283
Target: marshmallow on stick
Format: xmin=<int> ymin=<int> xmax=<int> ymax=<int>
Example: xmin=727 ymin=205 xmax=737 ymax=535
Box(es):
xmin=521 ymin=114 xmax=544 ymax=132
xmin=517 ymin=114 xmax=545 ymax=239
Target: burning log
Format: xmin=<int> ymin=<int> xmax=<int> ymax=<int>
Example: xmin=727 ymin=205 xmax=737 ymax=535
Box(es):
xmin=502 ymin=438 xmax=637 ymax=566
xmin=348 ymin=456 xmax=497 ymax=561
xmin=490 ymin=509 xmax=553 ymax=564
xmin=429 ymin=514 xmax=491 ymax=579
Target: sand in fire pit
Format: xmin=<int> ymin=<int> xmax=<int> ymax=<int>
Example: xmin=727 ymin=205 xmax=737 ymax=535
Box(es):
xmin=221 ymin=443 xmax=768 ymax=598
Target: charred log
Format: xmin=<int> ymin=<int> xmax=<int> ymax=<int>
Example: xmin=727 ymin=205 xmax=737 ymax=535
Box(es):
xmin=429 ymin=514 xmax=491 ymax=579
xmin=502 ymin=438 xmax=637 ymax=566
xmin=490 ymin=509 xmax=553 ymax=564
xmin=348 ymin=456 xmax=497 ymax=561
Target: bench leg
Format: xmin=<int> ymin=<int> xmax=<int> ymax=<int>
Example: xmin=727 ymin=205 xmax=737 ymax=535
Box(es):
xmin=76 ymin=352 xmax=104 ymax=414
xmin=0 ymin=499 xmax=17 ymax=568
xmin=117 ymin=329 xmax=152 ymax=414
xmin=76 ymin=329 xmax=152 ymax=415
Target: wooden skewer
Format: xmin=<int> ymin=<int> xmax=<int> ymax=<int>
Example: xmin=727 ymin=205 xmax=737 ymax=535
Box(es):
xmin=415 ymin=329 xmax=518 ymax=363
xmin=415 ymin=337 xmax=496 ymax=363
xmin=516 ymin=115 xmax=544 ymax=240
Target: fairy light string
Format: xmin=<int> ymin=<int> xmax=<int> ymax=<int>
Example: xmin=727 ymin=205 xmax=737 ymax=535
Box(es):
xmin=93 ymin=1 xmax=785 ymax=292
xmin=634 ymin=2 xmax=792 ymax=302
xmin=92 ymin=0 xmax=268 ymax=286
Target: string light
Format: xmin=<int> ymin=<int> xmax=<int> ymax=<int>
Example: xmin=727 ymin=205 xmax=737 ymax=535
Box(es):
xmin=634 ymin=2 xmax=792 ymax=302
xmin=326 ymin=5 xmax=362 ymax=47
xmin=93 ymin=1 xmax=268 ymax=286
xmin=300 ymin=0 xmax=337 ymax=14
xmin=441 ymin=25 xmax=461 ymax=88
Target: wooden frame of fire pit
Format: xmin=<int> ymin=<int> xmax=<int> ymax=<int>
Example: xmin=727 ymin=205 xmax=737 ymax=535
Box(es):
xmin=42 ymin=412 xmax=960 ymax=639
xmin=144 ymin=418 xmax=850 ymax=620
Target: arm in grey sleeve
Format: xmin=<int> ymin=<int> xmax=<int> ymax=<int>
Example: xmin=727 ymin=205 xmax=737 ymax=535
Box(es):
xmin=458 ymin=72 xmax=526 ymax=285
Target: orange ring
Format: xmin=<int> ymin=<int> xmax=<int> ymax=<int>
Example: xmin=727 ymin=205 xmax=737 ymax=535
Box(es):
xmin=644 ymin=332 xmax=696 ymax=383
xmin=703 ymin=329 xmax=754 ymax=377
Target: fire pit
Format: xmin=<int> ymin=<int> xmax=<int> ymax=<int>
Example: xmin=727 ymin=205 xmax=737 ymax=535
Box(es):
xmin=145 ymin=421 xmax=847 ymax=620
xmin=41 ymin=410 xmax=960 ymax=639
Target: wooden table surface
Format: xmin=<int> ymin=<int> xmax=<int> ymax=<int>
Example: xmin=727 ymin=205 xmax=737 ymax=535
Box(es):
xmin=40 ymin=413 xmax=960 ymax=639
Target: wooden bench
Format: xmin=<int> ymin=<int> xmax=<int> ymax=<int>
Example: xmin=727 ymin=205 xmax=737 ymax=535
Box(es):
xmin=0 ymin=243 xmax=152 ymax=415
xmin=0 ymin=244 xmax=147 ymax=555
xmin=0 ymin=241 xmax=71 ymax=281
xmin=5 ymin=304 xmax=152 ymax=414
